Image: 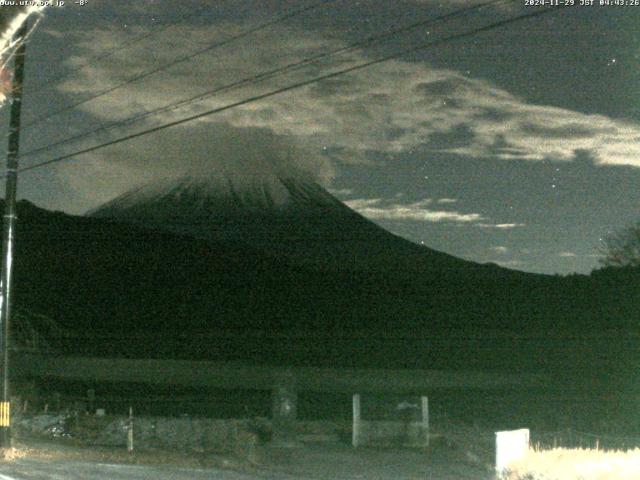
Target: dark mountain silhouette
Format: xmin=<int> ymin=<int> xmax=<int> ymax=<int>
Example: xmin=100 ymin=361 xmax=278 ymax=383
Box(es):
xmin=0 ymin=196 xmax=635 ymax=376
xmin=88 ymin=174 xmax=517 ymax=279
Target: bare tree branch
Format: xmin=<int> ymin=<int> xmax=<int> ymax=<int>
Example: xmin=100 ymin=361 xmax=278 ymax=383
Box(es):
xmin=599 ymin=222 xmax=640 ymax=268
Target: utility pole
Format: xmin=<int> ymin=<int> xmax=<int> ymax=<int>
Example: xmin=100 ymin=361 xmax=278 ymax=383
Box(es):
xmin=0 ymin=21 xmax=28 ymax=449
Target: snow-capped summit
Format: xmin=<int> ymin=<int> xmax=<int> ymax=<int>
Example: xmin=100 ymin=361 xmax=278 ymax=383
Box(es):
xmin=88 ymin=172 xmax=488 ymax=276
xmin=89 ymin=172 xmax=350 ymax=230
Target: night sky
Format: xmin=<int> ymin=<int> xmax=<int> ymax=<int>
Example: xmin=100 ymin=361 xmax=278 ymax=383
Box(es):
xmin=3 ymin=0 xmax=640 ymax=275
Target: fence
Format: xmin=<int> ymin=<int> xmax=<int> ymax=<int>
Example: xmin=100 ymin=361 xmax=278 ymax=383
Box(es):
xmin=352 ymin=394 xmax=429 ymax=447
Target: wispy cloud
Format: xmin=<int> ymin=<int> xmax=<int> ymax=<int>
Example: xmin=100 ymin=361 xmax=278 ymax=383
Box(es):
xmin=327 ymin=188 xmax=354 ymax=196
xmin=57 ymin=20 xmax=640 ymax=174
xmin=345 ymin=197 xmax=526 ymax=229
xmin=477 ymin=223 xmax=526 ymax=229
xmin=345 ymin=197 xmax=481 ymax=223
xmin=495 ymin=260 xmax=525 ymax=268
xmin=47 ymin=13 xmax=640 ymax=212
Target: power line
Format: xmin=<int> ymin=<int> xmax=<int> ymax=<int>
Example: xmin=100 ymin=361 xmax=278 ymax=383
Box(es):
xmin=20 ymin=0 xmax=336 ymax=130
xmin=16 ymin=5 xmax=568 ymax=176
xmin=20 ymin=0 xmax=508 ymax=160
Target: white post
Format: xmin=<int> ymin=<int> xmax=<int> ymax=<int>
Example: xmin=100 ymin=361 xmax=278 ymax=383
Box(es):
xmin=495 ymin=428 xmax=529 ymax=477
xmin=127 ymin=406 xmax=134 ymax=452
xmin=421 ymin=396 xmax=429 ymax=447
xmin=352 ymin=394 xmax=361 ymax=447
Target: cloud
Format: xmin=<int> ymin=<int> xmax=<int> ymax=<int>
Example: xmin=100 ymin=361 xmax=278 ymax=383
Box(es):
xmin=345 ymin=198 xmax=384 ymax=210
xmin=495 ymin=260 xmax=524 ymax=268
xmin=345 ymin=197 xmax=482 ymax=223
xmin=59 ymin=122 xmax=334 ymax=212
xmin=63 ymin=21 xmax=640 ymax=169
xmin=48 ymin=14 xmax=640 ymax=206
xmin=490 ymin=246 xmax=508 ymax=254
xmin=558 ymin=251 xmax=577 ymax=257
xmin=327 ymin=188 xmax=354 ymax=196
xmin=477 ymin=223 xmax=526 ymax=229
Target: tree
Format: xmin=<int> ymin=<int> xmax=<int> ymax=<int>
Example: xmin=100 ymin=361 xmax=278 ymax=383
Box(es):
xmin=600 ymin=222 xmax=640 ymax=268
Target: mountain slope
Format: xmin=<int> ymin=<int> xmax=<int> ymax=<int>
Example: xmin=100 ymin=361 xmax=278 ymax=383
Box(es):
xmin=89 ymin=174 xmax=519 ymax=280
xmin=0 ymin=199 xmax=634 ymax=374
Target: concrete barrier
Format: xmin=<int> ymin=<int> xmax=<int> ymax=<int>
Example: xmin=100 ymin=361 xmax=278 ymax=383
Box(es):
xmin=495 ymin=428 xmax=529 ymax=477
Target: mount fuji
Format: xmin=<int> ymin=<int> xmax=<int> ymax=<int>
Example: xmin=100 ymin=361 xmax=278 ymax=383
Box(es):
xmin=80 ymin=173 xmax=638 ymax=370
xmin=0 ymin=184 xmax=631 ymax=368
xmin=88 ymin=173 xmax=509 ymax=279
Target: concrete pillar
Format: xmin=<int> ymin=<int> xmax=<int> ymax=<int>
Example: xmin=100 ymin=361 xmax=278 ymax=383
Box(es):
xmin=352 ymin=394 xmax=361 ymax=447
xmin=271 ymin=369 xmax=297 ymax=446
xmin=421 ymin=396 xmax=429 ymax=447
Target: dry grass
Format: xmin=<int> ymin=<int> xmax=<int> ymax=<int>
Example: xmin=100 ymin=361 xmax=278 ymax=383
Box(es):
xmin=505 ymin=447 xmax=640 ymax=480
xmin=0 ymin=447 xmax=29 ymax=461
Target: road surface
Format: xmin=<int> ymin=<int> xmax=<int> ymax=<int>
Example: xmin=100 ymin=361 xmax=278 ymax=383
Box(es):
xmin=0 ymin=444 xmax=493 ymax=479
